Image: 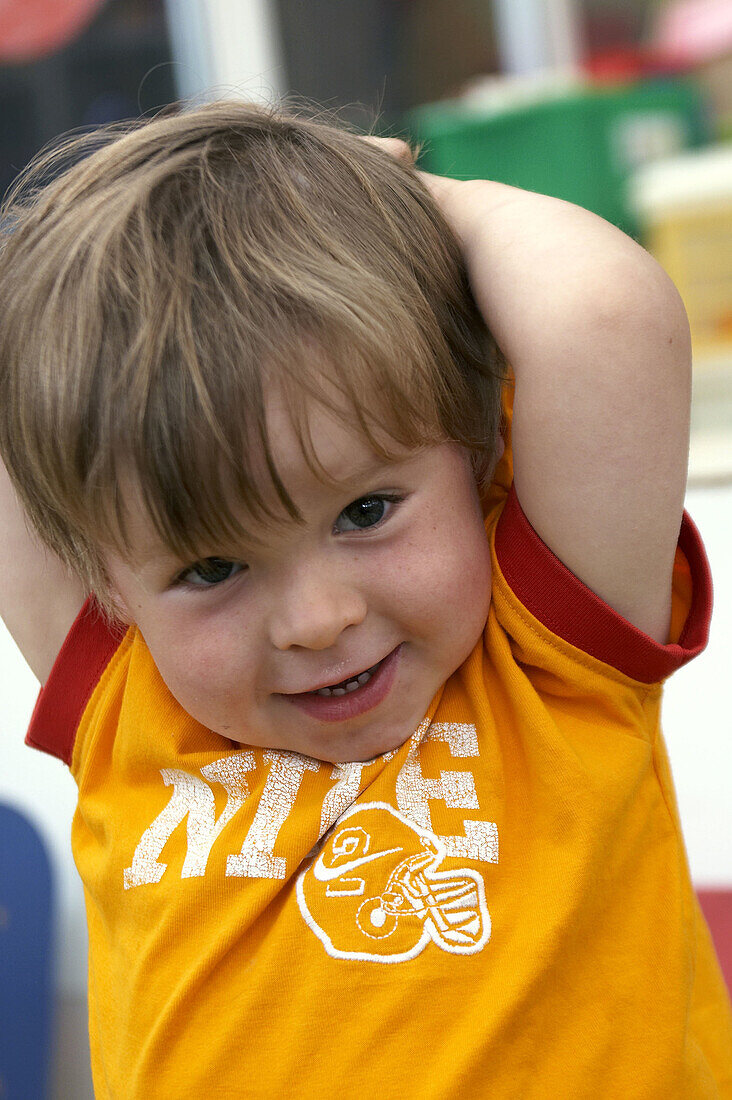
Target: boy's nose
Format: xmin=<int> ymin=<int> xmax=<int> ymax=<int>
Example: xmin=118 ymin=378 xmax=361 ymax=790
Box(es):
xmin=269 ymin=571 xmax=368 ymax=651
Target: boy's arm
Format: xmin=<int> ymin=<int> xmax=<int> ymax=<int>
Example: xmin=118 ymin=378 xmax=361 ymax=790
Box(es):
xmin=0 ymin=459 xmax=86 ymax=683
xmin=425 ymin=175 xmax=691 ymax=645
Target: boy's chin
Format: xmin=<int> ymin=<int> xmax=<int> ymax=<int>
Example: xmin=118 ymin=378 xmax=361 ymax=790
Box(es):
xmin=221 ymin=693 xmax=430 ymax=764
xmin=312 ymin=716 xmax=422 ymax=766
xmin=222 ymin=733 xmax=409 ymax=765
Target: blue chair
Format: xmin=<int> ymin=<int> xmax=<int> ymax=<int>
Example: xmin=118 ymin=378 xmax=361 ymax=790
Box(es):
xmin=0 ymin=804 xmax=54 ymax=1099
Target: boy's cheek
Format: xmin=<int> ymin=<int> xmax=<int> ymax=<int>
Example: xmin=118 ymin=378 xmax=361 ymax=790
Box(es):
xmin=128 ymin=608 xmax=252 ymax=713
xmin=437 ymin=520 xmax=493 ymax=634
xmin=151 ymin=655 xmax=254 ymax=732
xmin=391 ymin=527 xmax=492 ymax=636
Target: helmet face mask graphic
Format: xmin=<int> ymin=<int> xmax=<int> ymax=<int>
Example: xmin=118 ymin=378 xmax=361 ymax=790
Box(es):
xmin=296 ymin=802 xmax=491 ymax=963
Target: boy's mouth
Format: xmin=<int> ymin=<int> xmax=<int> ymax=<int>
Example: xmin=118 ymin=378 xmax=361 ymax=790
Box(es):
xmin=280 ymin=645 xmax=402 ymax=723
xmin=309 ymin=659 xmax=384 ymax=696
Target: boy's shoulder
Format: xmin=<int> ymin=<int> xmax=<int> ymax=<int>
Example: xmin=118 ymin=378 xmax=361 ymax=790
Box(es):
xmin=491 ymin=481 xmax=711 ymax=688
xmin=25 ymin=598 xmax=126 ymax=766
xmin=486 ymin=383 xmax=712 ymax=690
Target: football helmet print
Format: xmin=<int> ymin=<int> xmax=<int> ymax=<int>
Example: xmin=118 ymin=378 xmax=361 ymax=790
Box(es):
xmin=296 ymin=802 xmax=491 ymax=963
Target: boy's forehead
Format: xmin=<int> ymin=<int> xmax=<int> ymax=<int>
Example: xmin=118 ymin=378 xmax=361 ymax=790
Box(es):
xmin=263 ymin=381 xmax=408 ymax=490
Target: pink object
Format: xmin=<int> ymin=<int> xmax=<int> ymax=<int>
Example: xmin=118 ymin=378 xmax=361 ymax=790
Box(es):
xmin=698 ymin=890 xmax=732 ymax=995
xmin=653 ymin=0 xmax=732 ymax=66
xmin=0 ymin=0 xmax=104 ymax=63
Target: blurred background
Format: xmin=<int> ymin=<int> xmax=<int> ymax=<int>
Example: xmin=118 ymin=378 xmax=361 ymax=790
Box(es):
xmin=0 ymin=0 xmax=730 ymax=1095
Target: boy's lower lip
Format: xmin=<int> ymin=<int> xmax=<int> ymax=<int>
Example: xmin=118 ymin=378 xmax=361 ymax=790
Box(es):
xmin=280 ymin=645 xmax=402 ymax=723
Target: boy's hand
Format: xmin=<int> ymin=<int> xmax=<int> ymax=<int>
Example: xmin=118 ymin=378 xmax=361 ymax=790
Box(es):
xmin=361 ymin=135 xmax=416 ymax=166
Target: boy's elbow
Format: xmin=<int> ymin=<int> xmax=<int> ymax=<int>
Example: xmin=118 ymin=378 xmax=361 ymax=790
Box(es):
xmin=591 ymin=251 xmax=692 ymax=376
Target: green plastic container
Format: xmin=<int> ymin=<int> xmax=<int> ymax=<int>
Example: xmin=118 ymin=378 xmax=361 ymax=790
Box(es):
xmin=404 ymin=79 xmax=708 ymax=238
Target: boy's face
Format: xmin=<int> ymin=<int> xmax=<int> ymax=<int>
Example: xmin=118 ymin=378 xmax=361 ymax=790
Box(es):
xmin=105 ymin=390 xmax=495 ymax=763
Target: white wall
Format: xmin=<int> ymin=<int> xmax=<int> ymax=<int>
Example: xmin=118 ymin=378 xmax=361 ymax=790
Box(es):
xmin=163 ymin=0 xmax=285 ymax=102
xmin=663 ymin=480 xmax=732 ymax=885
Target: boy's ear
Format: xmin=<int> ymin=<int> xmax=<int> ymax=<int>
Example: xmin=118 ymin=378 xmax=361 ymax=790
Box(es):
xmin=494 ymin=434 xmax=506 ymax=465
xmin=102 ymin=581 xmax=135 ymax=627
xmin=480 ymin=433 xmax=506 ymax=495
xmin=113 ymin=604 xmax=134 ymax=628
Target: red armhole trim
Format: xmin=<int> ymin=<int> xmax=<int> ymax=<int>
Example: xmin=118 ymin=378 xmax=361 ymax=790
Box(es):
xmin=25 ymin=597 xmax=125 ymax=766
xmin=494 ymin=484 xmax=713 ymax=683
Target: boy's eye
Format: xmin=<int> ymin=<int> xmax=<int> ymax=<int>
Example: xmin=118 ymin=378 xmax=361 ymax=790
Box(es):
xmin=176 ymin=558 xmax=244 ymax=589
xmin=335 ymin=494 xmax=402 ymax=533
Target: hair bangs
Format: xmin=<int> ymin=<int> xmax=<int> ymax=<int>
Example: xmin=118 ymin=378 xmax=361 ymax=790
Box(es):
xmin=104 ymin=395 xmax=302 ymax=572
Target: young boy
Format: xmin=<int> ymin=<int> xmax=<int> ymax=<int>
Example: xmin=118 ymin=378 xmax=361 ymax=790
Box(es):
xmin=1 ymin=100 xmax=730 ymax=1097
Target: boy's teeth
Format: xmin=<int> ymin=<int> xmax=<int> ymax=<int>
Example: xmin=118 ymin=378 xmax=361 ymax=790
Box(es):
xmin=315 ymin=660 xmax=381 ymax=696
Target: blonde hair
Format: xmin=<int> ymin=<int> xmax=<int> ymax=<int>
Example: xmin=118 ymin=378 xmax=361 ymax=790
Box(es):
xmin=0 ymin=98 xmax=506 ymax=622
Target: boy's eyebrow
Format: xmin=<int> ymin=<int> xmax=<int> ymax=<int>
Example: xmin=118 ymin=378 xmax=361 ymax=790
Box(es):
xmin=133 ymin=456 xmax=406 ymax=570
xmin=265 ymin=451 xmax=405 ymax=500
xmin=322 ymin=456 xmax=400 ymax=488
